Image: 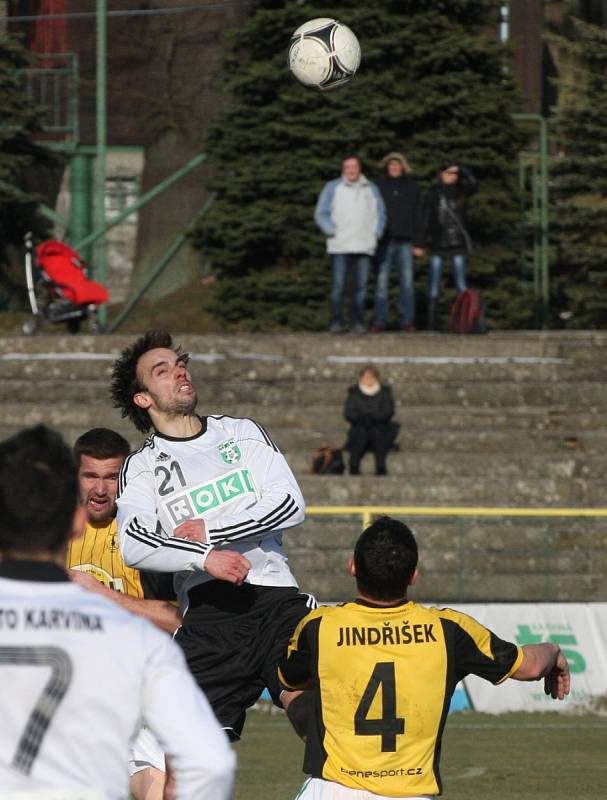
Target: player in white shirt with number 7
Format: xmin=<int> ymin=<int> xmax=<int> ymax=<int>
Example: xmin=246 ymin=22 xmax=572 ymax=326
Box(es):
xmin=0 ymin=424 xmax=235 ymax=800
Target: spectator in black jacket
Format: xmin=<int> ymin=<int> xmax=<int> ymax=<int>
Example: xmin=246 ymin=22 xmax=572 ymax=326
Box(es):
xmin=423 ymin=163 xmax=478 ymax=330
xmin=344 ymin=366 xmax=398 ymax=476
xmin=371 ymin=153 xmax=425 ymax=333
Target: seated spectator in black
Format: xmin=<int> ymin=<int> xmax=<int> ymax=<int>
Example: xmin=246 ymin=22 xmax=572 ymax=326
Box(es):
xmin=344 ymin=366 xmax=398 ymax=476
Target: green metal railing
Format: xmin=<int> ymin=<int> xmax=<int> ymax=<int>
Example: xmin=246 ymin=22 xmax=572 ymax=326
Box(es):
xmin=17 ymin=53 xmax=80 ymax=147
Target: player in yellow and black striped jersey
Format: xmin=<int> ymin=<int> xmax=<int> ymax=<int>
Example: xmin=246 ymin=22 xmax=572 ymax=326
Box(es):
xmin=66 ymin=428 xmax=180 ymax=800
xmin=279 ymin=517 xmax=570 ymax=800
xmin=66 ymin=427 xmax=178 ymax=624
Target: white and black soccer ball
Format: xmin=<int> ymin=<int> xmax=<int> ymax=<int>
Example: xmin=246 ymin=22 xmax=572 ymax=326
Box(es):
xmin=288 ymin=18 xmax=361 ymax=91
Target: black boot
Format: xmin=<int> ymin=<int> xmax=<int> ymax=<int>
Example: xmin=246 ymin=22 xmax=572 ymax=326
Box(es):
xmin=427 ymin=299 xmax=437 ymax=331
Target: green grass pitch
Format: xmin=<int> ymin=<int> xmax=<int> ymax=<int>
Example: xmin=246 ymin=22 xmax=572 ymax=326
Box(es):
xmin=234 ymin=707 xmax=606 ymax=799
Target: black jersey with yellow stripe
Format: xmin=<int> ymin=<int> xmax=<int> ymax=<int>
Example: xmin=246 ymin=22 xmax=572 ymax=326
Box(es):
xmin=279 ymin=599 xmax=523 ymax=797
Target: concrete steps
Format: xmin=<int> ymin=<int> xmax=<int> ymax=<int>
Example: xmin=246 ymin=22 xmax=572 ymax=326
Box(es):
xmin=1 ymin=331 xmax=606 ymax=601
xmin=284 ymin=514 xmax=607 ymax=602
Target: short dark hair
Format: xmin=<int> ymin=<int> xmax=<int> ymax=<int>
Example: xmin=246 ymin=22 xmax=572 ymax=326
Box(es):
xmin=74 ymin=428 xmax=130 ymax=467
xmin=110 ymin=330 xmax=183 ymax=433
xmin=0 ymin=425 xmax=78 ymax=553
xmin=353 ymin=517 xmax=418 ymax=601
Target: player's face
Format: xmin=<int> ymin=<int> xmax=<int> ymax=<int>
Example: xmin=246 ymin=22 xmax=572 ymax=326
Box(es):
xmin=78 ymin=454 xmax=124 ymax=523
xmin=135 ymin=347 xmax=198 ymax=420
xmin=342 ymin=158 xmax=361 ymax=182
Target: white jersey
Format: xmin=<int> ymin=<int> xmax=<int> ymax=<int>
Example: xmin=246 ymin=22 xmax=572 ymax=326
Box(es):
xmin=0 ymin=561 xmax=235 ymax=800
xmin=116 ymin=415 xmax=305 ymax=599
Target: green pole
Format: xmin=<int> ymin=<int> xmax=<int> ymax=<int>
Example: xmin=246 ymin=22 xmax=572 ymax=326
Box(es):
xmin=73 ymin=153 xmax=208 ymax=251
xmin=538 ymin=116 xmax=549 ymax=327
xmin=107 ymin=194 xmax=216 ymax=333
xmin=39 ymin=204 xmax=68 ymax=228
xmin=94 ymin=0 xmax=107 ymax=327
xmin=512 ymin=113 xmax=550 ymax=328
xmin=68 ymin=153 xmax=92 ymax=261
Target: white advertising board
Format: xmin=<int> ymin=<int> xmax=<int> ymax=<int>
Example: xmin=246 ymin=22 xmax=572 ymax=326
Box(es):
xmin=446 ymin=603 xmax=607 ymax=713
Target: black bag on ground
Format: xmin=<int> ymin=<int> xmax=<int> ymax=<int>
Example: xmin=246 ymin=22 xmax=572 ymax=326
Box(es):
xmin=310 ymin=446 xmax=345 ymax=475
xmin=448 ymin=289 xmax=487 ymax=334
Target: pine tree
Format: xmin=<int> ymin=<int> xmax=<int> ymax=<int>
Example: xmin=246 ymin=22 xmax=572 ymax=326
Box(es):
xmin=550 ymin=17 xmax=607 ymax=328
xmin=0 ymin=34 xmax=53 ymax=308
xmin=192 ymin=0 xmax=529 ymax=330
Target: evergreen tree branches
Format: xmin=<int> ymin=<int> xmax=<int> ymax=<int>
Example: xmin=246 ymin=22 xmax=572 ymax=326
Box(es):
xmin=192 ymin=0 xmax=530 ymax=330
xmin=0 ymin=34 xmax=53 ymax=301
xmin=551 ymin=17 xmax=607 ymax=327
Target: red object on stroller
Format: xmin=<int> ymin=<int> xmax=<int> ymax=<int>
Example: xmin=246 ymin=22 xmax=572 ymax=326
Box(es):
xmin=23 ymin=237 xmax=110 ymax=334
xmin=35 ymin=240 xmax=109 ymax=306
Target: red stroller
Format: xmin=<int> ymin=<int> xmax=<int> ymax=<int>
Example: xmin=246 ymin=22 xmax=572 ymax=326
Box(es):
xmin=23 ymin=238 xmax=110 ymax=334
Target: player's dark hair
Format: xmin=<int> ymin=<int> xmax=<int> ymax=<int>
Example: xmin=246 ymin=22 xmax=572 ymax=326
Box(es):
xmin=354 ymin=516 xmax=418 ymax=601
xmin=110 ymin=330 xmax=183 ymax=433
xmin=0 ymin=425 xmax=78 ymax=553
xmin=74 ymin=428 xmax=130 ymax=466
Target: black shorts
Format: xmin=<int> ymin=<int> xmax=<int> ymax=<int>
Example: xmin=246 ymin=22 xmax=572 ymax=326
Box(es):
xmin=175 ymin=581 xmax=315 ymax=739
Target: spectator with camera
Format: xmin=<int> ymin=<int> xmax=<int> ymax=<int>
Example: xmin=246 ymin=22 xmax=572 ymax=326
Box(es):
xmin=424 ymin=162 xmax=478 ymax=330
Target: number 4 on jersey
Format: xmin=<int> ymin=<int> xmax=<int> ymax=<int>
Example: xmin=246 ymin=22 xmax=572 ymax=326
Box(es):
xmin=354 ymin=662 xmax=404 ymax=752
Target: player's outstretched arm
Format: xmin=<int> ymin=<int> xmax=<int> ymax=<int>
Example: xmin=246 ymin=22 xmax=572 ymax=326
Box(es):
xmin=511 ymin=643 xmax=571 ymax=700
xmin=69 ymin=570 xmax=182 ymax=634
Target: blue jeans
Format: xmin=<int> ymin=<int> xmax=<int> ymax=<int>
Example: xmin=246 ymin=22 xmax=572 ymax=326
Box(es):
xmin=428 ymin=253 xmax=467 ymax=299
xmin=373 ymin=240 xmax=415 ymax=326
xmin=329 ymin=253 xmax=370 ymax=326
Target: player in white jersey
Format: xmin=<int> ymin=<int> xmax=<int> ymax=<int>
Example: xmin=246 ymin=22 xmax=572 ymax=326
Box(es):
xmin=0 ymin=425 xmax=235 ymax=800
xmin=111 ymin=330 xmax=313 ymax=740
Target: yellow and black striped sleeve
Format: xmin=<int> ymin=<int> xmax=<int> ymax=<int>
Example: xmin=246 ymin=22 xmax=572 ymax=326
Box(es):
xmin=438 ymin=608 xmax=523 ymax=684
xmin=278 ymin=609 xmax=323 ymax=690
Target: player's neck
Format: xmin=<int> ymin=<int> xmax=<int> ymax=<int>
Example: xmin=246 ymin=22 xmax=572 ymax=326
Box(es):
xmin=153 ymin=413 xmax=203 ymax=439
xmin=356 ymin=591 xmax=409 ymax=607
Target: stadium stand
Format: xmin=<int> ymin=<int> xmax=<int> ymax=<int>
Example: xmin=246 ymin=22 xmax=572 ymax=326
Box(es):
xmin=1 ymin=331 xmax=606 ymax=603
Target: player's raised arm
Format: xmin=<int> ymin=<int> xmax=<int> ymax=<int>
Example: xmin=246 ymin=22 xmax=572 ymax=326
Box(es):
xmin=204 ymin=417 xmax=305 ymax=547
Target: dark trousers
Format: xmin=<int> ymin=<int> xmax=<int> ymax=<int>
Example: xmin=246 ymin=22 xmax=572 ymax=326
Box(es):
xmin=175 ymin=582 xmax=314 ymax=740
xmin=347 ymin=423 xmax=392 ymax=474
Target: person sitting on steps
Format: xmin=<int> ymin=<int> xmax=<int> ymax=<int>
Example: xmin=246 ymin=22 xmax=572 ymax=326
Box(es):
xmin=344 ymin=365 xmax=398 ymax=476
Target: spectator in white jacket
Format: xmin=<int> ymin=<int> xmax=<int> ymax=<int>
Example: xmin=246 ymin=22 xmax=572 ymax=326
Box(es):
xmin=315 ymin=156 xmax=386 ymax=334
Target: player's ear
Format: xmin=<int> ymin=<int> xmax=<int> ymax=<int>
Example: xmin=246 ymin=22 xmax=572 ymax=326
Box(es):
xmin=409 ymin=567 xmax=420 ymax=587
xmin=347 ymin=557 xmax=356 ymax=577
xmin=133 ymin=391 xmax=152 ymax=410
xmin=70 ymin=504 xmax=87 ymax=542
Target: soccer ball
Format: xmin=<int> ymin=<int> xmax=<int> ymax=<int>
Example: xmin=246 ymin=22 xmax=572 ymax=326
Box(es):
xmin=288 ymin=18 xmax=361 ymax=91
